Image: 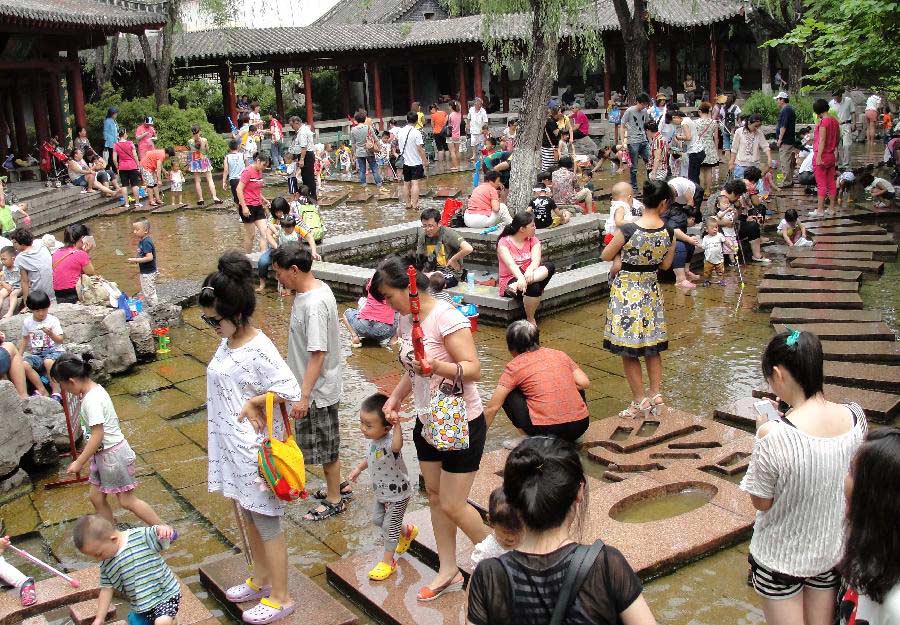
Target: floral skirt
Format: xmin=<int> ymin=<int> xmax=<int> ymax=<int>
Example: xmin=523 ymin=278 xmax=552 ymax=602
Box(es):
xmin=603 ymin=270 xmax=668 ymax=357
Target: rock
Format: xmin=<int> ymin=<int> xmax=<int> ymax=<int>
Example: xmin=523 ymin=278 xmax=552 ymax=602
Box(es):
xmin=0 ymin=381 xmax=30 ymax=474
xmin=127 ymin=314 xmax=156 ymax=362
xmin=24 ymin=395 xmax=67 ymax=466
xmin=573 ymin=134 xmax=598 ymax=157
xmin=148 ymin=303 xmax=183 ymax=329
xmin=0 ymin=468 xmax=31 ymax=503
xmin=101 ymin=310 xmax=137 ymax=374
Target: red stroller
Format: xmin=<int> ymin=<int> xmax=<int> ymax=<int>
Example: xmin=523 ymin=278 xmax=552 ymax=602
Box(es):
xmin=39 ymin=139 xmax=69 ymax=187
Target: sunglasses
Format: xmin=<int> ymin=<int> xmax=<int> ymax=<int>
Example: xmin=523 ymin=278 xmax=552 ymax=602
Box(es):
xmin=201 ymin=314 xmax=224 ymax=329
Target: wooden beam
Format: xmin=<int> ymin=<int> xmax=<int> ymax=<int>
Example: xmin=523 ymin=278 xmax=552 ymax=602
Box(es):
xmin=32 ymin=78 xmax=50 ymax=143
xmin=457 ymin=53 xmax=467 ymax=109
xmin=46 ymin=71 xmax=64 ymax=142
xmin=220 ymin=63 xmax=237 ymax=126
xmin=339 ymin=68 xmax=350 ymax=118
xmin=407 ymin=62 xmax=415 ymax=107
xmin=473 ymin=52 xmax=483 ymax=100
xmin=372 ymin=61 xmax=383 ymax=122
xmin=67 ymin=49 xmax=86 ymax=128
xmin=603 ymin=41 xmax=612 ymax=105
xmin=709 ymin=27 xmax=718 ymax=102
xmin=648 ymin=38 xmax=657 ymax=97
xmin=303 ymin=65 xmax=314 ymax=127
xmin=11 ymin=90 xmax=27 ymax=155
xmin=273 ymin=64 xmax=284 ymax=120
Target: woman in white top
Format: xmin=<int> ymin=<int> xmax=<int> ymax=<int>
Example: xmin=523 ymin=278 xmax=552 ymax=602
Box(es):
xmin=837 ymin=428 xmax=900 ymax=625
xmin=199 ymin=251 xmax=302 ymax=624
xmin=671 ymin=110 xmax=705 ymax=190
xmin=729 ymin=114 xmax=771 ymax=180
xmin=864 ymin=94 xmax=882 ymax=143
xmin=741 ymin=330 xmax=867 ymax=625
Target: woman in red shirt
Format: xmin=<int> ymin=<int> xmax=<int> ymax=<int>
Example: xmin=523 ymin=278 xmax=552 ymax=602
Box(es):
xmin=812 ymin=98 xmax=840 ymax=217
xmin=497 ymin=212 xmax=555 ymax=325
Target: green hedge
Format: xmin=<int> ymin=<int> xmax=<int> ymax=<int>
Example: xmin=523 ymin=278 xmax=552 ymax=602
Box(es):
xmin=741 ymin=91 xmax=815 ymax=126
xmin=85 ymin=93 xmax=228 ymax=169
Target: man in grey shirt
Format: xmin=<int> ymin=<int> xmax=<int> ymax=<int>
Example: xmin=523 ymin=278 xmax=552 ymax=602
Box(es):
xmin=288 ymin=116 xmax=317 ymax=199
xmin=11 ymin=228 xmax=54 ymax=304
xmin=621 ymin=92 xmax=651 ymax=193
xmin=272 ymin=242 xmax=348 ymax=521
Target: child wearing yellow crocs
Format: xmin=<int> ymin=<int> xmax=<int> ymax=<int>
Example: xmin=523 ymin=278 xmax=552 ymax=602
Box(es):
xmin=347 ymin=393 xmax=417 ymax=581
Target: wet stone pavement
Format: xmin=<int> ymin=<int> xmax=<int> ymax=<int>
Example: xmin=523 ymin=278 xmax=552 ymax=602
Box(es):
xmin=3 ymin=150 xmax=897 ymax=624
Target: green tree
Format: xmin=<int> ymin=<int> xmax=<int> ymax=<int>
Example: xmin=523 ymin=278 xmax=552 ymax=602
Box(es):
xmin=746 ymin=0 xmax=805 ymax=91
xmin=766 ymin=0 xmax=900 ymax=99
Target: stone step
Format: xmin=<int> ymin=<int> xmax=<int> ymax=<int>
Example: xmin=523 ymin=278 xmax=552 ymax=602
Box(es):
xmin=756 ymin=291 xmax=864 ymax=310
xmin=824 ymin=361 xmax=900 ymax=392
xmin=770 ymin=308 xmax=883 ymax=324
xmin=789 ymin=257 xmax=884 ymax=275
xmin=763 ymin=267 xmax=862 ymax=282
xmin=772 ymin=322 xmax=896 ymax=342
xmin=318 ymin=191 xmax=349 ymax=206
xmin=796 ymin=218 xmax=862 ymax=228
xmin=758 ymin=279 xmax=858 ymax=293
xmin=69 ymin=599 xmax=117 ymax=625
xmin=797 ymin=210 xmax=873 ymax=222
xmin=406 ymin=507 xmax=479 ymax=578
xmin=0 ymin=565 xmax=100 ymax=625
xmin=200 ymin=554 xmax=357 ymax=625
xmin=806 ymin=224 xmax=887 ymax=236
xmin=821 ymin=340 xmax=900 ymax=364
xmin=753 ymin=386 xmax=899 ymax=423
xmin=813 ymin=243 xmax=898 ymax=259
xmin=787 ymin=248 xmax=874 ymax=260
xmin=815 ymin=234 xmax=895 ymax=245
xmin=346 ymin=190 xmax=374 ymax=203
xmin=326 ymin=551 xmax=465 ymax=625
xmin=432 ymin=187 xmax=461 ymax=198
xmin=713 ymin=396 xmax=762 ymax=430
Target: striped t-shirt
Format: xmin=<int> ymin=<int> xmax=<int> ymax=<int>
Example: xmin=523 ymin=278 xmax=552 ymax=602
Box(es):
xmin=99 ymin=527 xmax=179 ymax=613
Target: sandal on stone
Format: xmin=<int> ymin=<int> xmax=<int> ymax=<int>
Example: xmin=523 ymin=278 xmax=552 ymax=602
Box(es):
xmin=19 ymin=577 xmax=36 ymax=607
xmin=226 ymin=578 xmax=272 ymax=603
xmin=241 ymin=598 xmax=295 ymax=624
xmin=350 ymin=339 xmax=362 ymax=348
xmin=417 ymin=573 xmax=464 ymax=602
xmin=646 ymin=394 xmax=664 ymax=416
xmin=396 ymin=524 xmax=418 ymax=555
xmin=618 ymin=401 xmax=647 ymax=419
xmin=303 ymin=498 xmax=346 ymax=521
xmin=311 ymin=481 xmax=353 ymax=500
xmin=368 ymin=560 xmax=397 ymax=581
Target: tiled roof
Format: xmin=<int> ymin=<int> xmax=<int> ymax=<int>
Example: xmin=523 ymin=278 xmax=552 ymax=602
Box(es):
xmin=0 ymin=0 xmax=166 ymax=31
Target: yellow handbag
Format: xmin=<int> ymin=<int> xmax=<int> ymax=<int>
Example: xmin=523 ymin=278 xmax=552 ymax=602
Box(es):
xmin=257 ymin=392 xmax=307 ymax=501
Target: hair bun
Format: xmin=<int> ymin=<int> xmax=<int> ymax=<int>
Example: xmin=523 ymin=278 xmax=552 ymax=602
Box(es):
xmin=217 ymin=250 xmax=254 ymax=283
xmin=506 ymin=446 xmax=545 ymax=476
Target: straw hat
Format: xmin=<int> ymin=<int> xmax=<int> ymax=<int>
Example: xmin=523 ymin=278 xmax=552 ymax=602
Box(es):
xmin=655 ymin=92 xmax=669 ymax=101
xmin=716 ymin=95 xmax=727 ymax=104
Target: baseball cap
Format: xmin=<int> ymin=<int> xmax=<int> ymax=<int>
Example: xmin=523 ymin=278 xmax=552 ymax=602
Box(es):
xmin=547 ymin=99 xmax=560 ymax=110
xmin=774 ymin=91 xmax=789 ymax=100
xmin=144 ymin=116 xmax=154 ymax=125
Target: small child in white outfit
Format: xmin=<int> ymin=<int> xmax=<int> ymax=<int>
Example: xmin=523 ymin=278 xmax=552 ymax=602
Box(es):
xmin=701 ymin=217 xmax=727 ymax=286
xmin=347 ymin=393 xmax=418 ymax=582
xmin=716 ymin=205 xmax=738 ymax=265
xmin=603 ymin=181 xmax=644 ymax=278
xmin=167 ymin=161 xmax=185 ymax=208
xmin=0 ymin=536 xmax=35 ymax=606
xmin=471 ymin=487 xmax=524 ymax=565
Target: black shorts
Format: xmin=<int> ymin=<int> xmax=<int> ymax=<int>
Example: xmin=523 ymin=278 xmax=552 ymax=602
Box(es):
xmin=239 ymin=204 xmax=267 ymax=224
xmin=413 ymin=414 xmax=486 ymax=474
xmin=119 ymin=169 xmax=141 ymax=187
xmin=229 ymin=178 xmax=240 ymax=203
xmin=883 ymin=190 xmax=896 ymax=200
xmin=403 ymin=164 xmax=425 ymax=182
xmin=503 ymin=388 xmax=589 ymax=443
xmin=434 ymin=134 xmax=448 ymax=151
xmin=748 ymin=554 xmax=839 ymax=599
xmin=140 ymin=593 xmax=181 ymax=622
xmin=287 ymin=175 xmax=299 ymax=195
xmin=503 ymin=262 xmax=556 ymax=299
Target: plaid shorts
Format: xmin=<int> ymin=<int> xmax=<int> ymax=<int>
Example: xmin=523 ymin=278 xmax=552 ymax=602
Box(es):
xmin=294 ymin=401 xmax=340 ymax=465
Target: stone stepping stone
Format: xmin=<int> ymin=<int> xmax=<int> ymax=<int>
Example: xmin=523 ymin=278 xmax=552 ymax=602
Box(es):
xmin=806 ymin=224 xmax=887 ymax=236
xmin=201 ymin=554 xmax=356 ymax=625
xmin=432 ymin=186 xmax=460 ymax=198
xmin=787 ymin=248 xmax=873 ymax=260
xmin=772 ymin=322 xmax=895 ymax=342
xmin=799 ymin=211 xmax=871 ymax=222
xmin=757 ymin=291 xmax=863 ymax=310
xmin=814 ymin=243 xmax=898 ymax=259
xmin=374 ymin=188 xmax=401 ymax=201
xmin=753 ymin=385 xmax=899 ymax=423
xmin=104 ymin=204 xmax=133 ymax=216
xmin=815 ymin=234 xmax=895 ymax=245
xmin=821 ymin=340 xmax=900 ymax=364
xmin=763 ymin=267 xmax=861 ymax=282
xmin=406 ymin=507 xmax=478 ymax=577
xmin=799 ymin=218 xmax=862 ymax=228
xmin=327 ymin=551 xmax=464 ymax=625
xmin=713 ymin=396 xmax=761 ymax=429
xmin=770 ymin=308 xmax=882 ymax=324
xmin=824 ymin=361 xmax=900 ymax=392
xmin=69 ymin=599 xmax=117 ymax=625
xmin=790 ymin=257 xmax=884 ymax=275
xmin=758 ymin=279 xmax=858 ymax=293
xmin=150 ymin=205 xmax=180 ymax=214
xmin=129 ymin=203 xmax=155 ymax=213
xmin=318 ymin=191 xmax=349 ymax=207
xmin=346 ymin=190 xmax=374 ymax=203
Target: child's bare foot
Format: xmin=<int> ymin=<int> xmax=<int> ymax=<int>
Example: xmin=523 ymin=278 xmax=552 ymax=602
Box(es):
xmin=256 ymin=283 xmax=265 ymax=293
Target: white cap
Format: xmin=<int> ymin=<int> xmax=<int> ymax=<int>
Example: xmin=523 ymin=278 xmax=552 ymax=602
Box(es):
xmin=774 ymin=92 xmax=789 ymax=100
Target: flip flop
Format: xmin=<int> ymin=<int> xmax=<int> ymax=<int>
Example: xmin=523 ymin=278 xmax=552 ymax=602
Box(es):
xmin=395 ymin=524 xmax=418 ymax=555
xmin=311 ymin=481 xmax=353 ymax=500
xmin=368 ymin=560 xmax=397 ymax=581
xmin=19 ymin=577 xmax=36 ymax=607
xmin=242 ymin=598 xmax=296 ymax=625
xmin=226 ymin=578 xmax=272 ymax=603
xmin=303 ymin=498 xmax=346 ymax=522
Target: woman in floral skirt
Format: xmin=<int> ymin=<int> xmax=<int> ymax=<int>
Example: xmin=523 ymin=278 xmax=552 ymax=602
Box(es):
xmin=188 ymin=124 xmax=222 ymax=206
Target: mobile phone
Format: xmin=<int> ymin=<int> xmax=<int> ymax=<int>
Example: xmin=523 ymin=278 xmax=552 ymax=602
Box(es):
xmin=754 ymin=399 xmax=781 ymax=423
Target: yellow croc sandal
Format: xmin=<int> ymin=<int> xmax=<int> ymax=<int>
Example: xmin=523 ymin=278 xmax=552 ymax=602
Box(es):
xmin=368 ymin=560 xmax=397 ymax=581
xmin=395 ymin=524 xmax=419 ymax=555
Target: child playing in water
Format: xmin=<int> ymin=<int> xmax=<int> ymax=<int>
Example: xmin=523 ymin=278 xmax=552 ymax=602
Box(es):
xmin=837 ymin=171 xmax=856 ymax=205
xmin=166 ymin=160 xmax=185 ymax=208
xmin=603 ymin=181 xmax=644 ymax=278
xmin=347 ymin=393 xmax=418 ymax=582
xmin=0 ymin=536 xmax=35 ymax=606
xmin=701 ymin=217 xmax=727 ymax=286
xmin=52 ymin=353 xmax=162 ymax=527
xmin=378 ymin=131 xmax=393 ymax=182
xmin=470 ymin=487 xmax=523 ymax=565
xmin=716 ymin=202 xmax=738 ymax=266
xmin=337 ymin=141 xmax=353 ymax=176
xmin=73 ymin=514 xmax=179 ymax=625
xmin=777 ymin=208 xmax=812 ymax=247
xmin=20 ymin=290 xmax=65 ymax=400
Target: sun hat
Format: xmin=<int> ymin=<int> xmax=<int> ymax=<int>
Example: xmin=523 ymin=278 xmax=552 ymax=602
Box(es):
xmin=774 ymin=91 xmax=790 ymax=100
xmin=655 ymin=92 xmax=669 ymax=101
xmin=716 ymin=95 xmax=727 ymax=104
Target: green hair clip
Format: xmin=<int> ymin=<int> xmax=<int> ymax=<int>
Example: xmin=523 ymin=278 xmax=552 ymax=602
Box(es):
xmin=785 ymin=328 xmax=802 ymax=347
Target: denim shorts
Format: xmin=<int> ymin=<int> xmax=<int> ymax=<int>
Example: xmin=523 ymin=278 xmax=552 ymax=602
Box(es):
xmin=672 ymin=240 xmax=694 ymax=269
xmin=344 ymin=308 xmax=397 ymax=341
xmin=24 ymin=348 xmax=65 ymax=372
xmin=0 ymin=346 xmax=10 ymax=376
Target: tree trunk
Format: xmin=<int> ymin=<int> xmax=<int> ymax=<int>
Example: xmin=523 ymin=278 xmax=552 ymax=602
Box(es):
xmin=785 ymin=44 xmax=803 ymax=92
xmin=92 ymin=37 xmax=119 ymax=101
xmin=759 ymin=42 xmax=772 ymax=95
xmin=506 ymin=26 xmax=559 ymax=213
xmin=624 ymin=39 xmax=645 ymax=102
xmin=137 ymin=0 xmax=178 ymax=106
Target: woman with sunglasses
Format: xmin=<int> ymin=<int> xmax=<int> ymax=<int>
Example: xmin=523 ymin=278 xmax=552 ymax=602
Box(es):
xmin=200 ymin=251 xmax=302 ymax=625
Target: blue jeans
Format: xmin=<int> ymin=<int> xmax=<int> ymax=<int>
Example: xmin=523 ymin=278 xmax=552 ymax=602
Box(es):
xmin=257 ymin=247 xmax=274 ymax=280
xmin=672 ymin=240 xmax=695 ymax=270
xmin=733 ymin=165 xmax=746 ymax=180
xmin=357 ymin=156 xmax=382 ymax=186
xmin=628 ymin=141 xmax=650 ymax=191
xmin=270 ymin=141 xmax=283 ymax=169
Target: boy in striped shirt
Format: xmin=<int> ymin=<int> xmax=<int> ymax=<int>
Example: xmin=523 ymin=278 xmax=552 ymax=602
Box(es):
xmin=74 ymin=514 xmax=180 ymax=625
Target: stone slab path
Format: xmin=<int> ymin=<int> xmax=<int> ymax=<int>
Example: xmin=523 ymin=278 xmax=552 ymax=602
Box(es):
xmin=820 ymin=340 xmax=900 ymax=363
xmin=770 ymin=308 xmax=883 ymax=324
xmin=772 ymin=322 xmax=895 ymax=341
xmin=787 ymin=248 xmax=874 ymax=260
xmin=824 ymin=361 xmax=900 ymax=392
xmin=757 ymin=291 xmax=864 ymax=310
xmin=790 ymin=257 xmax=884 ymax=274
xmin=763 ymin=267 xmax=862 ymax=282
xmin=813 ymin=243 xmax=898 ymax=258
xmin=758 ymin=279 xmax=858 ymax=293
xmin=753 ymin=386 xmax=899 ymax=423
xmin=815 ymin=234 xmax=895 ymax=245
xmin=806 ymin=224 xmax=887 ymax=236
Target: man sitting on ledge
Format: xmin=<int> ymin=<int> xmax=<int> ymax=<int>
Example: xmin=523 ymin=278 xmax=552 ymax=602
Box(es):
xmin=414 ymin=208 xmax=473 ymax=288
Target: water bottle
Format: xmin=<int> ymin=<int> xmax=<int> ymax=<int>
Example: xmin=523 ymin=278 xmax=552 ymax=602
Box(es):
xmin=467 ymin=272 xmax=476 ymax=292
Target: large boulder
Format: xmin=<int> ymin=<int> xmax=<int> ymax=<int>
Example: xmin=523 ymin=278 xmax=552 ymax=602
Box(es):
xmin=0 ymin=468 xmax=31 ymax=503
xmin=128 ymin=314 xmax=156 ymax=361
xmin=148 ymin=303 xmax=183 ymax=329
xmin=24 ymin=394 xmax=68 ymax=466
xmin=0 ymin=381 xmax=30 ymax=475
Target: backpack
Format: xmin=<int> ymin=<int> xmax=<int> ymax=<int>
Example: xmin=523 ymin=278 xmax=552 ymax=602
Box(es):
xmin=297 ymin=203 xmax=326 ymax=242
xmin=257 ymin=392 xmax=307 ymax=502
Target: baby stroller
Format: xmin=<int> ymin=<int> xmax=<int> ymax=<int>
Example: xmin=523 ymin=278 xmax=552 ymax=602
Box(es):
xmin=39 ymin=140 xmax=69 ymax=187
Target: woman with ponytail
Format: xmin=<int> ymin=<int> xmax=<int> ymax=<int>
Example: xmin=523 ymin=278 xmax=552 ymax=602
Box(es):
xmin=496 ymin=211 xmax=555 ymax=325
xmin=467 ymin=437 xmax=656 ymax=625
xmin=200 ymin=251 xmax=302 ymax=624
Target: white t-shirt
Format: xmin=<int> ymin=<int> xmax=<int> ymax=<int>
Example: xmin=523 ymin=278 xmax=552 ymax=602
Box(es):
xmin=839 ymin=171 xmax=855 ymax=184
xmin=471 ymin=534 xmax=509 ymax=566
xmin=0 ymin=236 xmax=12 ymax=249
xmin=717 ymin=207 xmax=737 ymax=238
xmin=248 ymin=111 xmax=261 ymax=124
xmin=867 ymin=177 xmax=895 ymax=194
xmin=701 ymin=232 xmax=726 ymax=264
xmin=22 ymin=314 xmax=63 ymax=354
xmin=468 ymin=107 xmax=488 ymax=136
xmin=866 ymin=94 xmax=882 ymax=111
xmin=829 ymin=98 xmax=854 ymax=124
xmin=395 ymin=126 xmax=424 ymax=167
xmin=799 ymin=151 xmax=814 ymax=174
xmin=667 ymin=177 xmax=696 ymax=205
xmin=603 ymin=198 xmax=643 ymax=235
xmin=79 ymin=385 xmax=125 ymax=450
xmin=681 ymin=117 xmax=703 ymax=154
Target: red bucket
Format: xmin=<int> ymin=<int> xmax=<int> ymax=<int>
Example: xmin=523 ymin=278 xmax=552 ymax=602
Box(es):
xmin=468 ymin=313 xmax=478 ymax=333
xmin=441 ymin=198 xmax=464 ymax=226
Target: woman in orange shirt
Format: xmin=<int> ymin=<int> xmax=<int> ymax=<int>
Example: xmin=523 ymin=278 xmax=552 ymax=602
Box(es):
xmin=430 ymin=104 xmax=449 ymax=165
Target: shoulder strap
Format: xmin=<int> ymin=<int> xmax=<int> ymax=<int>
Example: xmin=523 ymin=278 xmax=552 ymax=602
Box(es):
xmin=549 ymin=540 xmax=605 ymax=625
xmin=52 ymin=250 xmax=77 ymax=269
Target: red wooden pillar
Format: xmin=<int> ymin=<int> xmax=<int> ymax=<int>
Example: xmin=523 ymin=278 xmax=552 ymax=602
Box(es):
xmin=220 ymin=64 xmax=237 ymax=125
xmin=501 ymin=68 xmax=509 ymax=113
xmin=32 ymin=79 xmax=50 ymax=142
xmin=669 ymin=45 xmax=678 ymax=92
xmin=603 ymin=42 xmax=612 ymax=104
xmin=273 ymin=65 xmax=284 ymax=120
xmin=717 ymin=41 xmax=725 ymax=93
xmin=457 ymin=53 xmax=467 ymax=108
xmin=339 ymin=68 xmax=351 ymax=117
xmin=708 ymin=28 xmax=718 ymax=102
xmin=47 ymin=72 xmax=64 ymax=142
xmin=407 ymin=63 xmax=415 ymax=107
xmin=67 ymin=52 xmax=87 ymax=129
xmin=473 ymin=52 xmax=483 ymax=100
xmin=648 ymin=39 xmax=658 ymax=97
xmin=372 ymin=61 xmax=383 ymax=122
xmin=303 ymin=66 xmax=314 ymax=127
xmin=11 ymin=90 xmax=28 ymax=156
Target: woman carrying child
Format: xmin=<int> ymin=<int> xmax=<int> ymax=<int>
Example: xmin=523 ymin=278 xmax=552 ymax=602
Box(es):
xmin=346 ymin=393 xmax=418 ymax=581
xmin=469 ymin=487 xmax=522 ymax=565
xmin=52 ymin=353 xmax=163 ymax=527
xmin=201 ymin=252 xmax=302 ymax=624
xmin=601 ymin=180 xmax=676 ymax=418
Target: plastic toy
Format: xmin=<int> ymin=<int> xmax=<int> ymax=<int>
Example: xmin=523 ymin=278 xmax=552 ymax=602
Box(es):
xmin=152 ymin=327 xmax=171 ymax=354
xmin=4 ymin=541 xmax=80 ymax=587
